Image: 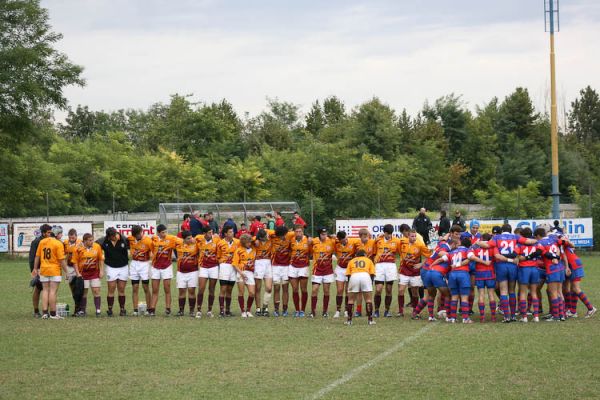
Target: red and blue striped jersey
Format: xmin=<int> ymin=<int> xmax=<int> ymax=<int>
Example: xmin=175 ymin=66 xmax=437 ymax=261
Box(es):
xmin=448 ymin=246 xmax=470 ymax=273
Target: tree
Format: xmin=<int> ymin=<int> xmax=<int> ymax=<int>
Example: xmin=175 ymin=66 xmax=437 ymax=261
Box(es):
xmin=569 ymin=86 xmax=600 ymax=143
xmin=422 ymin=94 xmax=469 ymax=162
xmin=351 ymin=98 xmax=401 ymax=160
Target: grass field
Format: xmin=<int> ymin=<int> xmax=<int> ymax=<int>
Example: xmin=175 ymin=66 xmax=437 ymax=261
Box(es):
xmin=1 ymin=257 xmax=600 ymax=400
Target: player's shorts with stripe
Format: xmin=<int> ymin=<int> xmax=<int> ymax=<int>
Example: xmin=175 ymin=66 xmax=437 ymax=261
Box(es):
xmin=254 ymin=259 xmax=272 ymax=279
xmin=475 ymin=279 xmax=496 ymax=289
xmin=334 ymin=266 xmax=347 ymax=282
xmin=130 ymin=260 xmax=150 ymax=281
xmin=84 ymin=278 xmax=101 ymax=288
xmin=176 ymin=270 xmax=199 ymax=289
xmin=39 ymin=275 xmax=62 ymax=283
xmin=518 ymin=267 xmax=540 ymax=285
xmin=218 ymin=263 xmax=237 ymax=282
xmin=399 ymin=274 xmax=423 ymax=287
xmin=272 ymin=265 xmax=289 ymax=284
xmin=569 ymin=267 xmax=584 ymax=281
xmin=348 ymin=272 xmax=373 ymax=293
xmin=288 ymin=266 xmax=309 ymax=279
xmin=375 ymin=262 xmax=398 ymax=283
xmin=106 ymin=265 xmax=129 ymax=282
xmin=495 ymin=262 xmax=517 ymax=283
xmin=546 ymin=270 xmax=565 ymax=283
xmin=448 ymin=271 xmax=471 ymax=296
xmin=428 ymin=271 xmax=447 ymax=288
xmin=151 ymin=266 xmax=173 ymax=280
xmin=199 ymin=266 xmax=219 ymax=280
xmin=312 ymin=274 xmax=335 ymax=284
xmin=237 ymin=270 xmax=255 ymax=285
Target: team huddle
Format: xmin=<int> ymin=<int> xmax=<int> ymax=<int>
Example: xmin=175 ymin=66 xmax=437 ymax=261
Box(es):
xmin=29 ymin=218 xmax=596 ymax=325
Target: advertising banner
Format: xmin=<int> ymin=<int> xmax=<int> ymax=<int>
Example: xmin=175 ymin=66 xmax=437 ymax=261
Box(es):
xmin=103 ymin=221 xmax=157 ymax=237
xmin=0 ymin=224 xmax=8 ymax=252
xmin=12 ymin=222 xmax=93 ymax=253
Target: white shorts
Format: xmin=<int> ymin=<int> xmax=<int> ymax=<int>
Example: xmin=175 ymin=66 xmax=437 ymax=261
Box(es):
xmin=312 ymin=274 xmax=335 ymax=285
xmin=84 ymin=278 xmax=101 ymax=289
xmin=238 ymin=270 xmax=255 ymax=285
xmin=272 ymin=265 xmax=289 ymax=284
xmin=106 ymin=265 xmax=129 ymax=282
xmin=151 ymin=266 xmax=173 ymax=280
xmin=288 ymin=266 xmax=309 ymax=279
xmin=199 ymin=266 xmax=219 ymax=280
xmin=39 ymin=275 xmax=61 ymax=283
xmin=218 ymin=263 xmax=238 ymax=282
xmin=130 ymin=260 xmax=150 ymax=281
xmin=334 ymin=266 xmax=347 ymax=282
xmin=399 ymin=274 xmax=423 ymax=287
xmin=348 ymin=272 xmax=373 ymax=293
xmin=67 ymin=266 xmax=76 ymax=280
xmin=375 ymin=262 xmax=398 ymax=283
xmin=177 ymin=270 xmax=199 ymax=289
xmin=254 ymin=259 xmax=273 ymax=279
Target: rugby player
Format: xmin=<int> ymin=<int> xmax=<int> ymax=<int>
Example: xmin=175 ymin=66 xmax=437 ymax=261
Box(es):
xmin=73 ymin=233 xmax=104 ymax=317
xmin=333 ymin=231 xmax=357 ymax=318
xmin=461 ymin=220 xmax=482 ymax=314
xmin=253 ymin=229 xmax=273 ymax=316
xmin=217 ymin=226 xmax=240 ymax=317
xmin=469 ymin=233 xmax=497 ymax=322
xmin=99 ymin=227 xmax=129 ymax=316
xmin=149 ymin=225 xmax=178 ymax=316
xmin=397 ymin=229 xmax=431 ymax=317
xmin=196 ymin=226 xmax=220 ymax=318
xmin=63 ymin=229 xmax=82 ymax=313
xmin=310 ymin=227 xmax=336 ymax=317
xmin=412 ymin=236 xmax=451 ymax=321
xmin=127 ymin=225 xmax=153 ymax=316
xmin=233 ymin=234 xmax=257 ymax=318
xmin=270 ymin=226 xmax=294 ymax=317
xmin=562 ymin=240 xmax=596 ymax=318
xmin=373 ymin=224 xmax=402 ymax=317
xmin=32 ymin=227 xmax=68 ymax=319
xmin=515 ymin=227 xmax=542 ymax=322
xmin=352 ymin=228 xmax=376 ymax=317
xmin=175 ymin=231 xmax=199 ymax=317
xmin=535 ymin=227 xmax=566 ymax=321
xmin=289 ymin=225 xmax=311 ymax=317
xmin=345 ymin=250 xmax=376 ymax=325
xmin=29 ymin=224 xmax=52 ymax=317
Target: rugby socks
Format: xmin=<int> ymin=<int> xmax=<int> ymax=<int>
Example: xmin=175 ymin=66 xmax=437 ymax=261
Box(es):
xmin=80 ymin=297 xmax=87 ymax=313
xmin=578 ymin=291 xmax=594 ymax=311
xmin=301 ymin=292 xmax=308 ymax=312
xmin=443 ymin=298 xmax=450 ymax=314
xmin=408 ymin=291 xmax=415 ymax=308
xmin=478 ymin=302 xmax=485 ymax=321
xmin=246 ymin=296 xmax=254 ymax=312
xmin=225 ymin=296 xmax=232 ymax=313
xmin=311 ymin=295 xmax=318 ymax=314
xmin=94 ymin=296 xmax=101 ymax=312
xmin=263 ymin=291 xmax=272 ymax=309
xmin=384 ymin=295 xmax=392 ymax=312
xmin=188 ymin=296 xmax=196 ymax=312
xmin=499 ymin=295 xmax=510 ymax=319
xmin=427 ymin=299 xmax=434 ymax=318
xmin=414 ymin=298 xmax=426 ymax=315
xmin=274 ymin=301 xmax=280 ymax=313
xmin=218 ymin=296 xmax=224 ymax=313
xmin=489 ymin=300 xmax=497 ymax=320
xmin=336 ymin=295 xmax=343 ymax=311
xmin=208 ymin=294 xmax=215 ymax=312
xmin=50 ymin=311 xmax=56 ymax=317
xmin=346 ymin=303 xmax=353 ymax=322
xmin=178 ymin=297 xmax=186 ymax=311
xmin=198 ymin=292 xmax=204 ymax=311
xmin=366 ymin=302 xmax=373 ymax=322
xmin=532 ymin=298 xmax=539 ymax=318
xmin=238 ymin=296 xmax=244 ymax=312
xmin=468 ymin=293 xmax=475 ymax=313
xmin=357 ymin=304 xmax=363 ymax=314
xmin=569 ymin=292 xmax=577 ymax=313
xmin=449 ymin=300 xmax=458 ymax=320
xmin=398 ymin=294 xmax=405 ymax=314
xmin=519 ymin=300 xmax=527 ymax=318
xmin=34 ymin=308 xmax=40 ymax=314
xmin=558 ymin=297 xmax=565 ymax=319
xmin=107 ymin=296 xmax=115 ymax=310
xmin=460 ymin=301 xmax=469 ymax=321
xmin=293 ymin=292 xmax=300 ymax=311
xmin=374 ymin=294 xmax=381 ymax=312
xmin=527 ymin=293 xmax=533 ymax=313
xmin=550 ymin=298 xmax=560 ymax=319
xmin=323 ymin=295 xmax=330 ymax=314
xmin=509 ymin=293 xmax=516 ymax=319
xmin=118 ymin=295 xmax=126 ymax=309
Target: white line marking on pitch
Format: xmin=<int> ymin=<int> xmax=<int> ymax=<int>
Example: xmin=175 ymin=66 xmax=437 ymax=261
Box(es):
xmin=308 ymin=324 xmax=435 ymax=400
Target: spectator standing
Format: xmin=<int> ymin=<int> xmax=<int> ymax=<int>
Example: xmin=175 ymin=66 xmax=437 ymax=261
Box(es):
xmin=207 ymin=212 xmax=220 ymax=235
xmin=236 ymin=223 xmax=249 ymax=239
xmin=453 ymin=210 xmax=466 ymax=231
xmin=265 ymin=213 xmax=276 ymax=230
xmin=275 ymin=211 xmax=285 ymax=227
xmin=222 ymin=217 xmax=238 ymax=237
xmin=249 ymin=216 xmax=264 ymax=236
xmin=189 ymin=211 xmax=204 ymax=237
xmin=438 ymin=210 xmax=451 ymax=237
xmin=412 ymin=208 xmax=433 ymax=244
xmin=293 ymin=211 xmax=307 ymax=229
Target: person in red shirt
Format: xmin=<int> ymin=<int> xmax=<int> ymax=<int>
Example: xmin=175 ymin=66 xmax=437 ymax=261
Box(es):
xmin=178 ymin=214 xmax=191 ymax=238
xmin=249 ymin=216 xmax=264 ymax=236
xmin=236 ymin=223 xmax=249 ymax=239
xmin=274 ymin=211 xmax=285 ymax=227
xmin=293 ymin=211 xmax=307 ymax=228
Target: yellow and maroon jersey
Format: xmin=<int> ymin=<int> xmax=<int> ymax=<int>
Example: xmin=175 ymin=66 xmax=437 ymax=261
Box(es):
xmin=196 ymin=234 xmax=221 ymax=268
xmin=353 ymin=238 xmax=376 ymax=260
xmin=73 ymin=243 xmax=104 ymax=280
xmin=290 ymin=236 xmax=310 ymax=268
xmin=36 ymin=237 xmax=66 ymax=277
xmin=253 ymin=238 xmax=272 ymax=260
xmin=63 ymin=239 xmax=82 ymax=267
xmin=335 ymin=238 xmax=359 ymax=268
xmin=233 ymin=247 xmax=256 ymax=272
xmin=374 ymin=236 xmax=402 ymax=264
xmin=151 ymin=234 xmax=178 ymax=269
xmin=345 ymin=256 xmax=375 ymax=276
xmin=268 ymin=230 xmax=295 ymax=266
xmin=399 ymin=240 xmax=432 ymax=277
xmin=218 ymin=238 xmax=239 ymax=264
xmin=176 ymin=239 xmax=199 ymax=273
xmin=311 ymin=237 xmax=335 ymax=276
xmin=127 ymin=235 xmax=153 ymax=262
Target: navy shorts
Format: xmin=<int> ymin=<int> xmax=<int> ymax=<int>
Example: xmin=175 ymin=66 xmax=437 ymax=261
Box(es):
xmin=495 ymin=262 xmax=518 ymax=283
xmin=537 ymin=268 xmax=546 ymax=281
xmin=475 ymin=279 xmax=496 ymax=289
xmin=448 ymin=271 xmax=471 ymax=296
xmin=569 ymin=267 xmax=584 ymax=281
xmin=518 ymin=267 xmax=540 ymax=285
xmin=546 ymin=270 xmax=565 ymax=283
xmin=421 ymin=269 xmax=432 ymax=287
xmin=428 ymin=271 xmax=447 ymax=288
xmin=468 ymin=261 xmax=476 ymax=274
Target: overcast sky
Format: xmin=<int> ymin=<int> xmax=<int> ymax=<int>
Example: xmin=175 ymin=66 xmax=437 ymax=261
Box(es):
xmin=43 ymin=0 xmax=600 ymax=122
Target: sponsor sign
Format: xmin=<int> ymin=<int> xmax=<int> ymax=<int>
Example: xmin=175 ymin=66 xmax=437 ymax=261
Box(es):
xmin=103 ymin=221 xmax=157 ymax=237
xmin=0 ymin=224 xmax=8 ymax=252
xmin=12 ymin=222 xmax=93 ymax=253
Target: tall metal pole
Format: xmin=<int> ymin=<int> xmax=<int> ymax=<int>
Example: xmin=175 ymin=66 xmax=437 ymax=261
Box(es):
xmin=547 ymin=0 xmax=561 ymax=219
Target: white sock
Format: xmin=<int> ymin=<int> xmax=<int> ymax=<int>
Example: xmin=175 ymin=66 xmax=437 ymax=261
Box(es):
xmin=263 ymin=291 xmax=272 ymax=308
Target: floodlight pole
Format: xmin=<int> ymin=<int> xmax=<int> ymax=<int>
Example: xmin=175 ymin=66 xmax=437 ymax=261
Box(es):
xmin=546 ymin=0 xmax=560 ymax=219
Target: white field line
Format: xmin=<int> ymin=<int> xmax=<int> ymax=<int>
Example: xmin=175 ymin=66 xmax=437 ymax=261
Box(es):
xmin=308 ymin=323 xmax=435 ymax=400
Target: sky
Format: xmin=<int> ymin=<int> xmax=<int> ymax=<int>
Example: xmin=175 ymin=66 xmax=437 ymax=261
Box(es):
xmin=43 ymin=0 xmax=600 ymax=123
